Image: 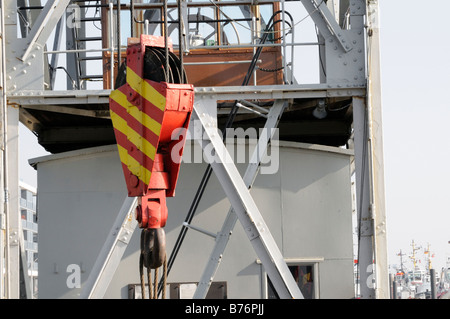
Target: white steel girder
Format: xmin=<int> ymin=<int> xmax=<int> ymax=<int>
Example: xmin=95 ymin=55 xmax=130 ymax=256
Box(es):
xmin=350 ymin=0 xmax=388 ymax=300
xmin=80 ymin=197 xmax=138 ymax=299
xmin=1 ymin=1 xmax=21 ymax=298
xmin=300 ymin=0 xmax=353 ymax=53
xmin=366 ymin=0 xmax=389 ymax=299
xmin=1 ymin=0 xmax=70 ymax=299
xmin=20 ymin=0 xmax=71 ymax=62
xmin=193 ymin=99 xmax=288 ymax=299
xmin=192 ymin=98 xmax=303 ymax=299
xmin=4 ymin=0 xmax=70 ymax=93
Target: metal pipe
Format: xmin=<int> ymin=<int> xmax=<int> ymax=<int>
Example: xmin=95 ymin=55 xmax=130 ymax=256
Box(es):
xmin=144 ymin=19 xmax=149 ymax=35
xmin=281 ymin=0 xmax=287 ymax=84
xmin=182 ymin=222 xmax=217 ymax=239
xmin=163 ymin=0 xmax=169 ymax=81
xmin=117 ymin=0 xmax=289 ymax=10
xmin=19 ymin=0 xmax=292 ymax=11
xmin=238 ymin=99 xmax=270 ymax=114
xmin=430 ymin=269 xmax=436 ymax=299
xmin=236 ymin=102 xmax=268 ymax=118
xmin=177 ymin=0 xmax=184 ymax=83
xmin=43 ymin=41 xmax=320 ymax=54
xmin=45 ymin=48 xmax=113 ymax=54
xmin=140 ymin=17 xmax=256 ymax=25
xmin=109 ymin=2 xmax=114 ymax=89
xmin=252 ymin=16 xmax=257 ymax=86
xmin=117 ymin=0 xmax=121 ymax=69
xmin=290 ymin=13 xmax=295 ymax=84
xmin=183 ymin=59 xmax=261 ymax=66
xmin=130 ymin=0 xmax=134 ymax=37
xmin=182 ymin=41 xmax=321 ymax=50
xmin=0 ymin=1 xmax=10 ymax=299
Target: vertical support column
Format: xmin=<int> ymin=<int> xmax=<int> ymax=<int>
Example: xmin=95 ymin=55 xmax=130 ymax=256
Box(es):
xmin=6 ymin=105 xmax=20 ymax=299
xmin=366 ymin=0 xmax=389 ymax=299
xmin=66 ymin=8 xmax=82 ymax=90
xmin=0 ymin=0 xmax=6 ymax=299
xmin=1 ymin=0 xmax=21 ymax=299
xmin=352 ymin=0 xmax=388 ymax=300
xmin=352 ymin=96 xmax=375 ymax=299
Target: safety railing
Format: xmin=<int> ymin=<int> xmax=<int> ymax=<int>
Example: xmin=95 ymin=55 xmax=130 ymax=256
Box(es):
xmin=15 ymin=0 xmax=335 ymax=90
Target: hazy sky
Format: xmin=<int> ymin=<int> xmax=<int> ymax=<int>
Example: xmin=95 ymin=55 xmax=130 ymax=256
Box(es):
xmin=379 ymin=1 xmax=450 ymax=271
xmin=18 ymin=1 xmax=449 ymax=272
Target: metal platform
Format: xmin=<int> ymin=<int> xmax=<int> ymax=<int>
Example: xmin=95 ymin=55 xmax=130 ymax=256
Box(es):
xmin=11 ymin=84 xmax=362 ymax=153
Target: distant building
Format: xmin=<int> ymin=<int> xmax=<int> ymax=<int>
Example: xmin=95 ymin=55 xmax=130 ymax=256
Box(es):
xmin=19 ymin=181 xmax=38 ymax=298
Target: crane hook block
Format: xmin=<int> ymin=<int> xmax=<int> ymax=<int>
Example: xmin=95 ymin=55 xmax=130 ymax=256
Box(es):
xmin=109 ymin=35 xmax=194 ymax=198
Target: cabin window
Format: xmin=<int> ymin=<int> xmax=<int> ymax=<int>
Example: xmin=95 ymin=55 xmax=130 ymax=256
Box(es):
xmin=267 ymin=263 xmax=319 ymax=299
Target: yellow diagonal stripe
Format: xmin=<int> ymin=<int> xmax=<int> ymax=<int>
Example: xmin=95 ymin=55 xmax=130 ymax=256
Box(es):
xmin=110 ymin=109 xmax=157 ymax=162
xmin=126 ymin=66 xmax=166 ymax=111
xmin=117 ymin=144 xmax=152 ymax=185
xmin=110 ymin=89 xmax=162 ymax=136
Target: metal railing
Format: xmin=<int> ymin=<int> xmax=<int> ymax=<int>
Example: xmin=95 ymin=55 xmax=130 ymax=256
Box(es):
xmin=30 ymin=1 xmax=322 ymax=90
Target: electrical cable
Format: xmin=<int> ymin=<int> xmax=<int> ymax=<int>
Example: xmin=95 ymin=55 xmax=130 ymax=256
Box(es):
xmin=315 ymin=25 xmax=326 ymax=77
xmin=53 ymin=66 xmax=78 ymax=89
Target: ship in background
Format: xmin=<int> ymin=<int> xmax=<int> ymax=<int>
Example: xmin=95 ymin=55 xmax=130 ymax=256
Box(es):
xmin=391 ymin=240 xmax=450 ymax=299
xmin=437 ymin=253 xmax=450 ymax=298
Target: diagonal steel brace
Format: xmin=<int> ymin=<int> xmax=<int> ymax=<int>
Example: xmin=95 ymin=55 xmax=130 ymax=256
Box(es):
xmin=20 ymin=0 xmax=71 ymax=61
xmin=79 ymin=197 xmax=138 ymax=299
xmin=193 ymin=99 xmax=290 ymax=299
xmin=300 ymin=0 xmax=353 ymax=52
xmin=193 ymin=99 xmax=303 ymax=299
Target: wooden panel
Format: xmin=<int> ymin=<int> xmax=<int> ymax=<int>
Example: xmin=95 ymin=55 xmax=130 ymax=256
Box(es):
xmin=182 ymin=47 xmax=283 ymax=87
xmin=103 ymin=47 xmax=283 ymax=89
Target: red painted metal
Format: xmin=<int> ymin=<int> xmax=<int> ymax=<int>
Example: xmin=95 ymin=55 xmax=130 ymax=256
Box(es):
xmin=136 ymin=154 xmax=169 ymax=229
xmin=111 ymin=35 xmax=194 ymax=229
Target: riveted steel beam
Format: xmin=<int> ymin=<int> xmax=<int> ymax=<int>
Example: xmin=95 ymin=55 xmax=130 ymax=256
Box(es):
xmin=300 ymin=0 xmax=352 ymax=52
xmin=20 ymin=0 xmax=71 ymax=62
